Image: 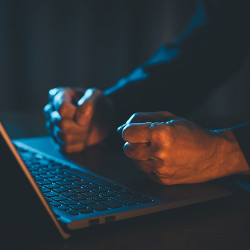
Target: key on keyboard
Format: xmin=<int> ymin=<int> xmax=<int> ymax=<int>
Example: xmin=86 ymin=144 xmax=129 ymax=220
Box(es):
xmin=16 ymin=146 xmax=155 ymax=216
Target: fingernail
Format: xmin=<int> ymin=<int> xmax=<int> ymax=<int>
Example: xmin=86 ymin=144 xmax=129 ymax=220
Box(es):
xmin=117 ymin=124 xmax=126 ymax=133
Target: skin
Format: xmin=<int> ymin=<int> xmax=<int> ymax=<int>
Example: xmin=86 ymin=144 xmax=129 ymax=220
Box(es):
xmin=44 ymin=89 xmax=249 ymax=185
xmin=118 ymin=112 xmax=249 ymax=185
xmin=43 ymin=87 xmax=114 ymax=153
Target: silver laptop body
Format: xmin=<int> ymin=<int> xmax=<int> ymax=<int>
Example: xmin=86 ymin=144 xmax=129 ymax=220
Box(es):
xmin=0 ymin=122 xmax=232 ymax=239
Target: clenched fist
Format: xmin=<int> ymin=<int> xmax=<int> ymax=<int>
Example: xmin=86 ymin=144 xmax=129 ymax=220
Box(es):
xmin=118 ymin=112 xmax=249 ymax=185
xmin=44 ymin=87 xmax=114 ymax=153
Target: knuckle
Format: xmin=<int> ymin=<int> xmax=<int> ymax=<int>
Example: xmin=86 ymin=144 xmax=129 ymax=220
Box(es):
xmin=49 ymin=87 xmax=64 ymax=101
xmin=152 ymin=147 xmax=165 ymax=159
xmin=164 ymin=126 xmax=175 ymax=142
xmin=151 ymin=124 xmax=174 ymax=144
xmin=49 ymin=88 xmax=59 ymax=97
xmin=151 ymin=126 xmax=163 ymax=140
xmin=164 ymin=126 xmax=174 ymax=140
xmin=156 ymin=129 xmax=166 ymax=139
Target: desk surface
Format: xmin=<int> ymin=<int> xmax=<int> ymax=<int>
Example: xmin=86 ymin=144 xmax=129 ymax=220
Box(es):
xmin=1 ymin=111 xmax=250 ymax=250
xmin=3 ymin=192 xmax=250 ymax=249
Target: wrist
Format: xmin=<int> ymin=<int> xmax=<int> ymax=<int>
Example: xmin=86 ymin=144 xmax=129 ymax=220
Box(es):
xmin=213 ymin=129 xmax=249 ymax=176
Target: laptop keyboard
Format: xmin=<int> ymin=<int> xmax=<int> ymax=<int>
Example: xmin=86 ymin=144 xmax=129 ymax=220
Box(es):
xmin=16 ymin=147 xmax=154 ymax=216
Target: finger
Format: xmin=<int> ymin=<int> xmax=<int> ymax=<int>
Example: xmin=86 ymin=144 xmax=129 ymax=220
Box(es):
xmin=43 ymin=103 xmax=53 ymax=119
xmin=117 ymin=111 xmax=180 ymax=133
xmin=149 ymin=172 xmax=172 ymax=185
xmin=117 ymin=114 xmax=145 ymax=133
xmin=60 ymin=143 xmax=86 ymax=153
xmin=123 ymin=142 xmax=151 ymax=160
xmin=117 ymin=123 xmax=126 ymax=133
xmin=51 ymin=89 xmax=77 ymax=119
xmin=122 ymin=122 xmax=152 ymax=143
xmin=126 ymin=111 xmax=180 ymax=124
xmin=49 ymin=110 xmax=86 ymax=134
xmin=49 ymin=87 xmax=86 ymax=104
xmin=48 ymin=87 xmax=64 ymax=102
xmin=54 ymin=129 xmax=87 ymax=146
xmin=52 ymin=114 xmax=90 ymax=148
xmin=50 ymin=110 xmax=61 ymax=124
xmin=135 ymin=159 xmax=155 ymax=174
xmin=75 ymin=88 xmax=102 ymax=126
xmin=53 ymin=118 xmax=89 ymax=134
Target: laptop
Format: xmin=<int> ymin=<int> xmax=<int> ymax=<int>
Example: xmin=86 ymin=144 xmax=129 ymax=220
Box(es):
xmin=0 ymin=122 xmax=233 ymax=239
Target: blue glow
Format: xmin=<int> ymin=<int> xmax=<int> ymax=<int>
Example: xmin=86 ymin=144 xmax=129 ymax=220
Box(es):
xmin=104 ymin=67 xmax=148 ymax=95
xmin=147 ymin=46 xmax=179 ymax=65
xmin=174 ymin=0 xmax=211 ymax=44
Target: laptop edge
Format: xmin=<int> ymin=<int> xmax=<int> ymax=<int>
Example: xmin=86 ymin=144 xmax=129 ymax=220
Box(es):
xmin=0 ymin=122 xmax=71 ymax=239
xmin=0 ymin=122 xmax=234 ymax=239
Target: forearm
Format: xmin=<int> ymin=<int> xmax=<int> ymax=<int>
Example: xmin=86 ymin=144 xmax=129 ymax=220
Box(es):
xmin=211 ymin=122 xmax=250 ymax=178
xmin=230 ymin=122 xmax=250 ymax=168
xmin=104 ymin=0 xmax=250 ymax=125
xmin=214 ymin=129 xmax=250 ymax=178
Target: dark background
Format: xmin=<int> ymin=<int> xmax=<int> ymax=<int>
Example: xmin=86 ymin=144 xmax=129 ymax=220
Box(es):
xmin=0 ymin=0 xmax=249 ymax=137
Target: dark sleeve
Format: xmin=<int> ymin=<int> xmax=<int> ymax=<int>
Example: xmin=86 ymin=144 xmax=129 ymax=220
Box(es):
xmin=104 ymin=0 xmax=250 ymax=126
xmin=232 ymin=123 xmax=250 ymax=166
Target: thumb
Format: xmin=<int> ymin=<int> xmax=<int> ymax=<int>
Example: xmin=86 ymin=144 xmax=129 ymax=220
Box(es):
xmin=74 ymin=88 xmax=100 ymax=126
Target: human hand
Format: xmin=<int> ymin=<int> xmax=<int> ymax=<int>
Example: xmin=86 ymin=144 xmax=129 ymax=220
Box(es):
xmin=44 ymin=87 xmax=114 ymax=153
xmin=118 ymin=112 xmax=249 ymax=185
